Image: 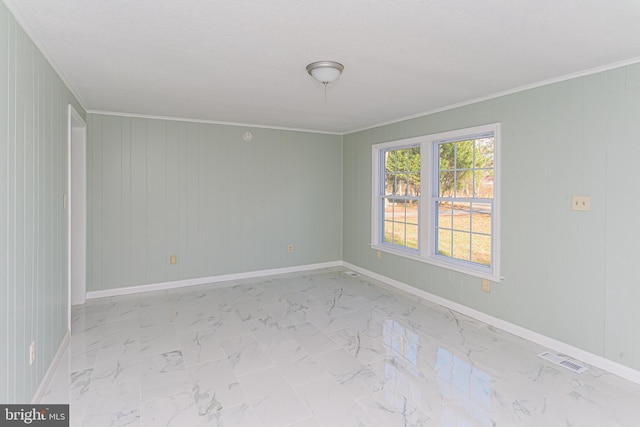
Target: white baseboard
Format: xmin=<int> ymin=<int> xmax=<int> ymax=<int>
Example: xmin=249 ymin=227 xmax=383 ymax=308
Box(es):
xmin=86 ymin=261 xmax=342 ymax=300
xmin=32 ymin=331 xmax=70 ymax=404
xmin=341 ymin=261 xmax=640 ymax=385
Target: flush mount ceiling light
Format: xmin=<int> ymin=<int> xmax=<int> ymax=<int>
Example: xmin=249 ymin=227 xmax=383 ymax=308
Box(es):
xmin=306 ymin=61 xmax=344 ymax=86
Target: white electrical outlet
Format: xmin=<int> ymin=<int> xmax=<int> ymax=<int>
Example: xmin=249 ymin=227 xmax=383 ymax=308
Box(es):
xmin=287 ymin=244 xmax=293 ymax=253
xmin=571 ymin=196 xmax=590 ymax=211
xmin=29 ymin=341 xmax=35 ymax=366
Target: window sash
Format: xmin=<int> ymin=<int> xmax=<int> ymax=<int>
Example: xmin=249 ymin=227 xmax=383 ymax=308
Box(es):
xmin=378 ymin=144 xmax=421 ymax=251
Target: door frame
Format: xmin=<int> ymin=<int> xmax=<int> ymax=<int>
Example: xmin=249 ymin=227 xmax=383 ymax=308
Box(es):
xmin=67 ymin=104 xmax=87 ymax=331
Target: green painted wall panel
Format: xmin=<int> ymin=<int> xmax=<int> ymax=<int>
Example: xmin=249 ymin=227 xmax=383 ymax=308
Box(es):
xmin=1 ymin=1 xmax=85 ymax=402
xmin=165 ymin=121 xmax=180 ymax=282
xmin=87 ymin=115 xmax=343 ymax=291
xmin=343 ymin=64 xmax=640 ymax=372
xmin=101 ymin=115 xmax=123 ymax=289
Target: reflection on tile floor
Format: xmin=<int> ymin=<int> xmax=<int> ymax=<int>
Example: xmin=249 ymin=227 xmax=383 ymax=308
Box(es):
xmin=41 ymin=268 xmax=640 ymax=426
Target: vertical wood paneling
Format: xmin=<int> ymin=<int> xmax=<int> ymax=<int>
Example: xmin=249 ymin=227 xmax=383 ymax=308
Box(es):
xmin=87 ymin=115 xmax=343 ymax=291
xmin=562 ymin=77 xmax=586 ymax=348
xmin=184 ymin=123 xmax=201 ymax=277
xmin=130 ymin=118 xmax=147 ymax=286
xmin=204 ymin=125 xmax=227 ymax=273
xmin=121 ymin=118 xmax=132 ymax=285
xmin=579 ymin=72 xmax=607 ymax=356
xmin=165 ymin=121 xmax=180 ymax=282
xmin=604 ymin=74 xmax=640 ymax=367
xmin=516 ymin=89 xmax=548 ymax=333
xmin=145 ymin=119 xmax=166 ymax=284
xmin=0 ymin=5 xmax=11 ymax=397
xmin=544 ymin=82 xmax=571 ymax=344
xmin=101 ymin=116 xmax=122 ymax=288
xmin=195 ymin=124 xmax=208 ymax=275
xmin=1 ymin=1 xmax=85 ymax=403
xmin=15 ymin=25 xmax=29 ymax=399
xmin=89 ymin=115 xmax=103 ymax=289
xmin=177 ymin=122 xmax=188 ymax=279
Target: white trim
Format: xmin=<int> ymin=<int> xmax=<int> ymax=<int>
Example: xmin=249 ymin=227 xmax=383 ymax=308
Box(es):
xmin=87 ymin=110 xmax=343 ymax=136
xmin=341 ymin=261 xmax=640 ymax=385
xmin=370 ymin=244 xmax=503 ymax=282
xmin=86 ymin=261 xmax=342 ymax=299
xmin=347 ymin=56 xmax=640 ymax=134
xmin=67 ymin=105 xmax=87 ymax=331
xmin=31 ymin=332 xmax=70 ymax=404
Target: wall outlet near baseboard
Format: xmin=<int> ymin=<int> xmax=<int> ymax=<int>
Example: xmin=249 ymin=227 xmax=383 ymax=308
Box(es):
xmin=481 ymin=279 xmax=491 ymax=293
xmin=169 ymin=255 xmax=177 ymax=264
xmin=287 ymin=244 xmax=293 ymax=253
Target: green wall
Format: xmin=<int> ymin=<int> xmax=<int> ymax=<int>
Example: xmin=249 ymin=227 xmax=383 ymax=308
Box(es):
xmin=86 ymin=114 xmax=343 ymax=291
xmin=343 ymin=63 xmax=640 ymax=371
xmin=1 ymin=2 xmax=85 ymax=403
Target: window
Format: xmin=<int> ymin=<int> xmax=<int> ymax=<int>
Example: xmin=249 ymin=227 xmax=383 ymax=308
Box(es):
xmin=381 ymin=146 xmax=420 ymax=250
xmin=372 ymin=124 xmax=500 ymax=281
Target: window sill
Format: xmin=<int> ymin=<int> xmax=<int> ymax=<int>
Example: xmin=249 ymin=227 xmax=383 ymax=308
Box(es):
xmin=370 ymin=244 xmax=504 ymax=282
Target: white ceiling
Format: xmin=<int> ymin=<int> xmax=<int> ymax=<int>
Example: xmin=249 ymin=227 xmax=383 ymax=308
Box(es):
xmin=5 ymin=0 xmax=640 ymax=134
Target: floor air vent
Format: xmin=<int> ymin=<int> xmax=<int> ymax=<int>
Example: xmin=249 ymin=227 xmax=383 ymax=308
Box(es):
xmin=538 ymin=351 xmax=588 ymax=373
xmin=343 ymin=271 xmax=360 ymax=278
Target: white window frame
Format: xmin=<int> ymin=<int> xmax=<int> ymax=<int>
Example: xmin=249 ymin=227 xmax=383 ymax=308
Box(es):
xmin=371 ymin=123 xmax=501 ymax=281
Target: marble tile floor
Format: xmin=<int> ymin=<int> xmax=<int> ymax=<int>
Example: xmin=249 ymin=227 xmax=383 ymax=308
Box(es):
xmin=40 ymin=267 xmax=640 ymax=426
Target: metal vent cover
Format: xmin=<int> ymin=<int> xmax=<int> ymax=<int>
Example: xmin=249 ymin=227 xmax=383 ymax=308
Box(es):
xmin=538 ymin=351 xmax=588 ymax=373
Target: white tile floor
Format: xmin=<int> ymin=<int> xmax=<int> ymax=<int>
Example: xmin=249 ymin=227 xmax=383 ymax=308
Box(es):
xmin=41 ymin=268 xmax=640 ymax=426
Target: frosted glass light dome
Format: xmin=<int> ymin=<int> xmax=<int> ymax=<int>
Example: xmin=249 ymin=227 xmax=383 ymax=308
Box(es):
xmin=306 ymin=61 xmax=344 ymax=85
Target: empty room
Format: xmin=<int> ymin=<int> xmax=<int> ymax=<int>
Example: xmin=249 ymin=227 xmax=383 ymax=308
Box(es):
xmin=3 ymin=0 xmax=640 ymax=426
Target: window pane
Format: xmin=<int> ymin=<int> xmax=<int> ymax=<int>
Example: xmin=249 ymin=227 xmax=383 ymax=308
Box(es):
xmin=472 ymin=234 xmax=491 ymax=265
xmin=439 ymin=143 xmax=454 ymax=171
xmin=406 ymin=224 xmax=418 ymax=249
xmin=409 ymin=171 xmax=420 ymax=196
xmin=383 ymin=220 xmax=394 ymax=244
xmin=395 ymin=202 xmax=407 ymax=223
xmin=475 ymin=138 xmax=494 ymax=169
xmin=471 ymin=203 xmax=492 ymax=234
xmin=383 ymin=199 xmax=393 ymax=222
xmin=437 ymin=201 xmax=452 ymax=229
xmin=385 ymin=173 xmax=395 ymax=195
xmin=455 ymin=140 xmax=474 ymax=170
xmin=397 ymin=149 xmax=408 ymax=172
xmin=474 ymin=169 xmax=493 ymax=198
xmin=406 ymin=200 xmax=418 ymax=226
xmin=453 ymin=202 xmax=471 ymax=232
xmin=385 ymin=147 xmax=421 ymax=198
xmin=439 ymin=171 xmax=455 ymax=197
xmin=452 ymin=231 xmax=471 ymax=262
xmin=456 ymin=170 xmax=473 ymax=197
xmin=438 ymin=228 xmax=451 ymax=257
xmin=409 ymin=147 xmax=420 ymax=172
xmin=393 ymin=222 xmax=406 ymax=246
